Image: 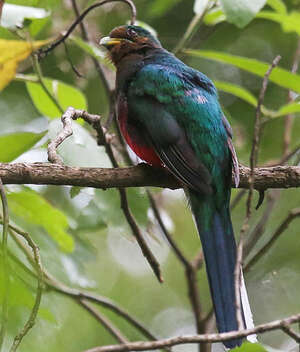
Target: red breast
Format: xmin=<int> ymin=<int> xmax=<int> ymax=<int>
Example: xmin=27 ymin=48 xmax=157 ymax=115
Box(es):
xmin=117 ymin=96 xmax=163 ymax=167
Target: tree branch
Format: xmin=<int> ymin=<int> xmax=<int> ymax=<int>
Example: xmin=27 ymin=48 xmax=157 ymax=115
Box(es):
xmin=0 ymin=163 xmax=299 ymax=190
xmin=83 ymin=313 xmax=300 ymax=351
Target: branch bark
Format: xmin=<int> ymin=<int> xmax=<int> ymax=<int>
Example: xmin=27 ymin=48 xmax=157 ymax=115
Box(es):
xmin=0 ymin=162 xmax=299 ymax=190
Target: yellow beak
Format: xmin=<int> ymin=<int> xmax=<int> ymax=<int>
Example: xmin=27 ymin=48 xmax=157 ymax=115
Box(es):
xmin=99 ymin=36 xmax=122 ymax=47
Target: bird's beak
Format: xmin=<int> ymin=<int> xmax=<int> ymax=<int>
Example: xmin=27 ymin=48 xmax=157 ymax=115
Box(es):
xmin=99 ymin=36 xmax=122 ymax=48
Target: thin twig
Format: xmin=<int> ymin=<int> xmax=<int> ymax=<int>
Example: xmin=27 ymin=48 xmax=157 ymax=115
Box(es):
xmin=49 ymin=281 xmax=165 ymax=347
xmin=9 ymin=229 xmax=43 ymax=352
xmin=32 ymin=54 xmax=64 ymax=114
xmin=185 ymin=265 xmax=204 ymax=330
xmin=234 ymin=55 xmax=281 ymax=331
xmin=83 ymin=312 xmax=300 ymax=352
xmin=118 ymin=188 xmax=163 ymax=283
xmin=249 ymin=55 xmax=282 ymax=217
xmin=63 ymin=41 xmax=83 ymax=77
xmin=277 ymin=144 xmax=300 ymax=166
xmin=0 ymin=179 xmax=9 ymax=352
xmin=147 ymin=191 xmax=208 ymax=351
xmin=191 ymin=250 xmax=204 ymax=271
xmin=96 ymin=128 xmax=165 ymax=283
xmin=47 ymin=107 xmax=103 ymax=164
xmin=173 ymin=2 xmax=211 ymax=55
xmin=201 ymin=308 xmax=214 ymax=333
xmin=47 ymin=107 xmax=75 ymax=163
xmin=48 ymin=107 xmax=163 ymax=283
xmin=234 ymin=241 xmax=244 ymax=330
xmin=281 ymin=323 xmax=300 ymax=343
xmin=283 ymin=38 xmax=300 ymax=157
xmin=70 ymin=0 xmax=88 ymax=41
xmin=70 ymin=0 xmax=112 ymax=107
xmin=6 ymin=221 xmax=163 ymax=345
xmin=77 ymin=300 xmax=129 ymax=344
xmin=244 ymin=208 xmax=300 ymax=272
xmin=39 ymin=0 xmax=137 ymax=57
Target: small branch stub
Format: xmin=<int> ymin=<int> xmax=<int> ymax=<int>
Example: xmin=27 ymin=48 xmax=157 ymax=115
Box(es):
xmin=47 ymin=107 xmax=104 ymax=164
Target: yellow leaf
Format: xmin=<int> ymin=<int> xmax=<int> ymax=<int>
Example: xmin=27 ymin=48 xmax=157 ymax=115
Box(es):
xmin=0 ymin=39 xmax=49 ymax=91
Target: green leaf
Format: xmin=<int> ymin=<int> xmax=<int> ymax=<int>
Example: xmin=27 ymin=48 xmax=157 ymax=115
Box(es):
xmin=127 ymin=188 xmax=149 ymax=226
xmin=3 ymin=276 xmax=56 ymax=323
xmin=266 ymin=0 xmax=287 ymax=14
xmin=25 ymin=16 xmax=50 ymax=37
xmin=26 ymin=77 xmax=87 ymax=118
xmin=5 ymin=0 xmax=39 ymax=5
xmin=185 ymin=50 xmax=300 ymax=94
xmin=214 ymin=80 xmax=257 ymax=106
xmin=7 ymin=188 xmax=74 ymax=252
xmin=0 ymin=82 xmax=42 ymax=134
xmin=257 ymin=11 xmax=300 ymax=36
xmin=213 ymin=81 xmax=299 ymax=118
xmin=38 ymin=307 xmax=56 ymax=323
xmin=203 ymin=7 xmax=226 ymax=25
xmin=69 ymin=36 xmax=115 ymax=71
xmin=277 ymin=101 xmax=300 ymax=116
xmin=0 ymin=27 xmax=19 ymax=39
xmin=0 ymin=131 xmax=46 ymax=162
xmin=233 ymin=342 xmax=267 ymax=351
xmin=219 ymin=0 xmax=267 ymax=27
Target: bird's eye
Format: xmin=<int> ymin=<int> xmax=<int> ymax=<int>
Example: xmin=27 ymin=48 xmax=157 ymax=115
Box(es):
xmin=127 ymin=28 xmax=137 ymax=39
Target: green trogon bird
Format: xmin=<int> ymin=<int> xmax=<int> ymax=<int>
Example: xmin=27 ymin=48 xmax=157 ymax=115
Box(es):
xmin=100 ymin=25 xmax=256 ymax=349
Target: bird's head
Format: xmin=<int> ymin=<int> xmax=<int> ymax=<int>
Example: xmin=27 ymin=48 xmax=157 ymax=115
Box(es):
xmin=100 ymin=25 xmax=162 ymax=65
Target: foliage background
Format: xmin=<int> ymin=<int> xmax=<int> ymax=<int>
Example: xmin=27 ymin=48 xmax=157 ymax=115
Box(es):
xmin=0 ymin=0 xmax=300 ymax=351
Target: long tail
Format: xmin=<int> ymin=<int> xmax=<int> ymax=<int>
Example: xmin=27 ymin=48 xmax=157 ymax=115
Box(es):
xmin=189 ymin=190 xmax=255 ymax=349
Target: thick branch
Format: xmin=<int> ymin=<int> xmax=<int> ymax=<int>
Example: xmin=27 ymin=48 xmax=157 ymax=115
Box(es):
xmin=0 ymin=163 xmax=299 ymax=190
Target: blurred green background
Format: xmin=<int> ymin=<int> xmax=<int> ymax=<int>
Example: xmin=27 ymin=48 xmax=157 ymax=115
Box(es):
xmin=0 ymin=0 xmax=300 ymax=351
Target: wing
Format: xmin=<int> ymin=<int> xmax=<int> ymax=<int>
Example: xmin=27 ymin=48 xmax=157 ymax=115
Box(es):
xmin=127 ymin=94 xmax=212 ymax=194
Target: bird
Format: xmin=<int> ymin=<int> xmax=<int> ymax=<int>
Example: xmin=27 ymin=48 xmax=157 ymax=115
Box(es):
xmin=100 ymin=25 xmax=255 ymax=349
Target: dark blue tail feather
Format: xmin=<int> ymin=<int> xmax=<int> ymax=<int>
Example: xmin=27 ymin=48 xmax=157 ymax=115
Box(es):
xmin=190 ymin=192 xmax=244 ymax=349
